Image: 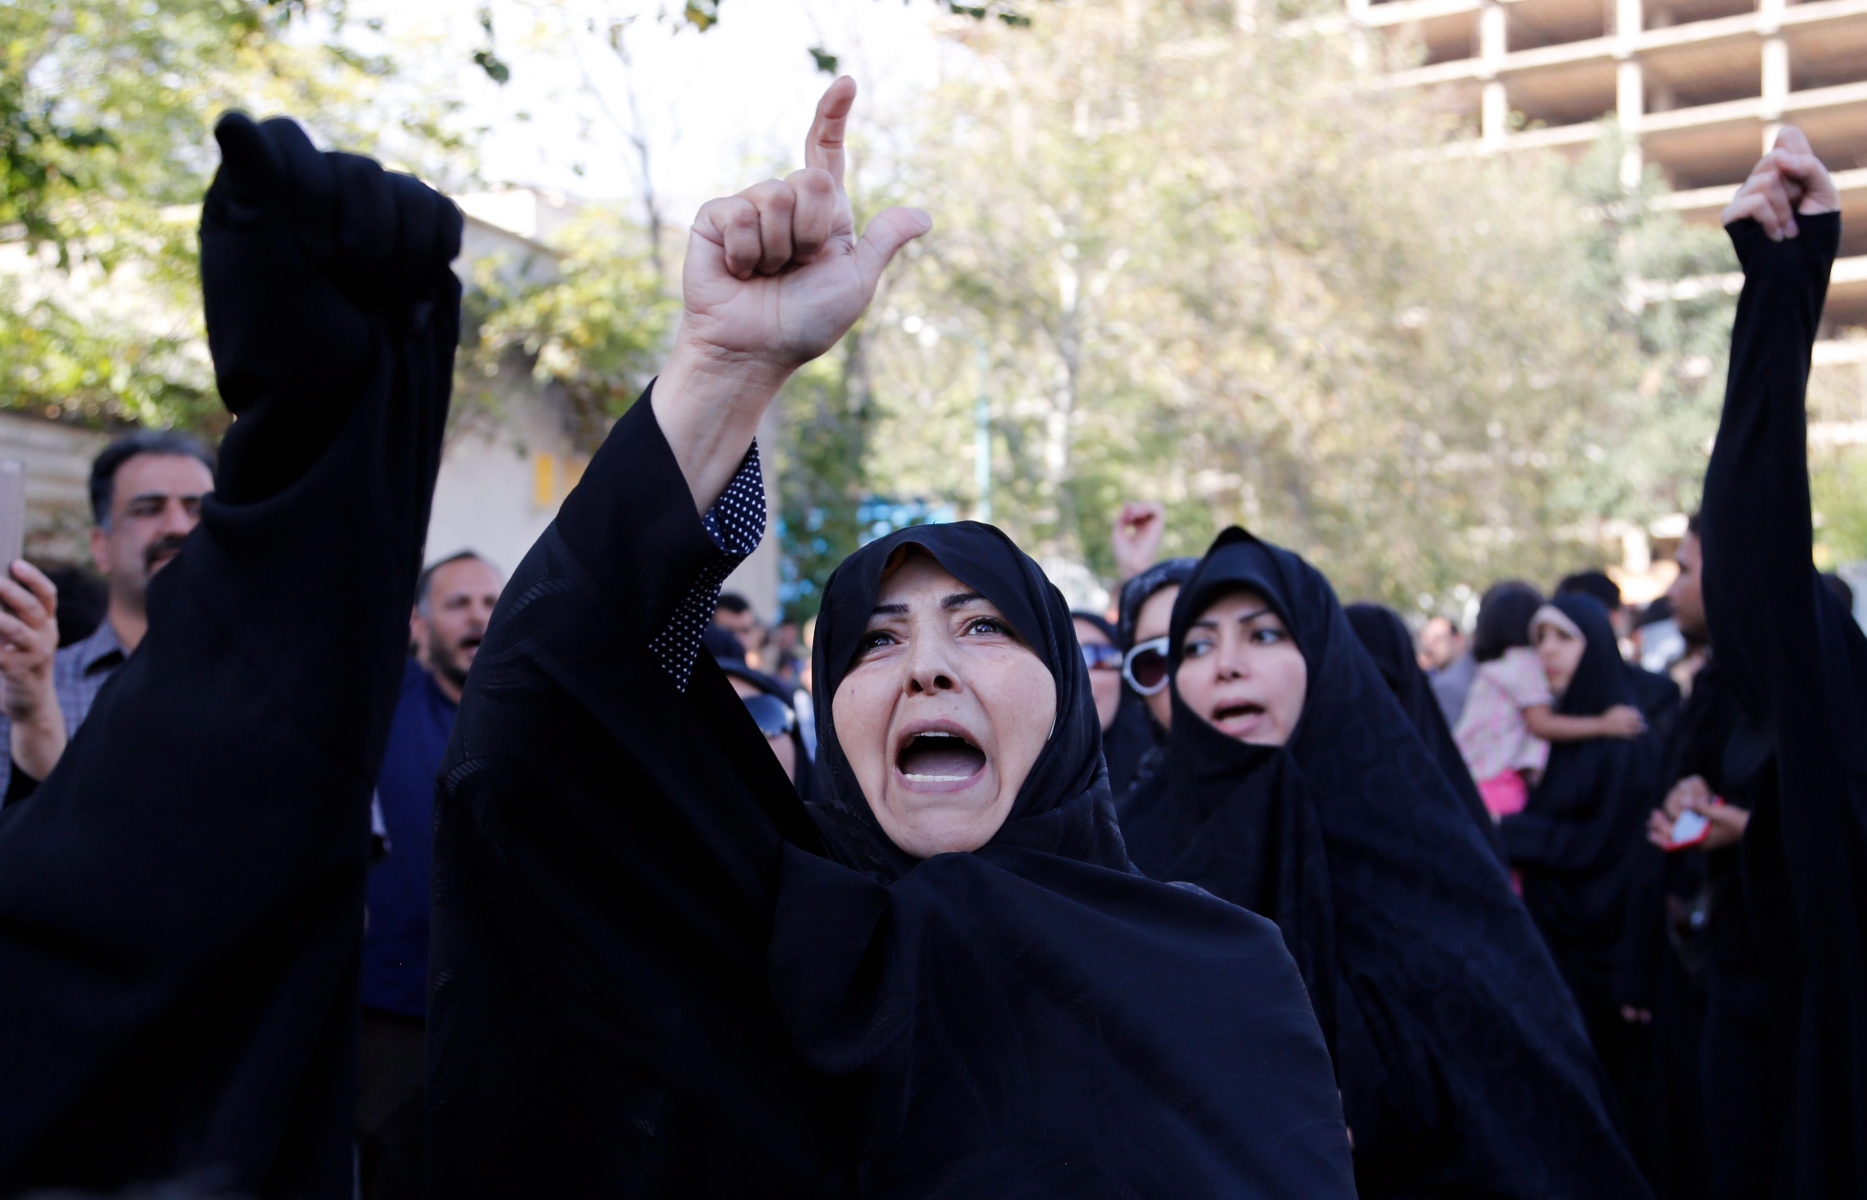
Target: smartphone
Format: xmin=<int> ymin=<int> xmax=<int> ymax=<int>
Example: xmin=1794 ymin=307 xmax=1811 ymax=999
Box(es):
xmin=1665 ymin=809 xmax=1711 ymax=851
xmin=0 ymin=460 xmax=26 ymax=576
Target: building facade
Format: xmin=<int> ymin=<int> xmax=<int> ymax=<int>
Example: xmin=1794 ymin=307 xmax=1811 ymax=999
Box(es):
xmin=1355 ymin=0 xmax=1867 ymax=432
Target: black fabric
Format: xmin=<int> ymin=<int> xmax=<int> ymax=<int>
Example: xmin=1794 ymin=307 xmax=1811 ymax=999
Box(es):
xmin=1121 ymin=527 xmax=1649 ymax=1199
xmin=1101 ymin=693 xmax=1160 ymax=801
xmin=0 ymin=115 xmax=459 ymax=1195
xmin=1628 ymin=664 xmax=1683 ymax=761
xmin=1702 ymin=210 xmax=1867 ymax=1198
xmin=1069 ymin=608 xmax=1116 ymax=646
xmin=775 ymin=522 xmax=1356 ymax=1197
xmin=358 ymin=1008 xmax=427 ymax=1200
xmin=1501 ymin=596 xmax=1661 ymax=1049
xmin=427 ymin=394 xmax=843 ymax=1198
xmin=1115 ymin=557 xmax=1199 ymax=650
xmin=1344 ymin=602 xmax=1506 ymax=864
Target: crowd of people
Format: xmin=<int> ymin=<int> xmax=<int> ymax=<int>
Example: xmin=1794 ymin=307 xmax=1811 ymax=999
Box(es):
xmin=0 ymin=78 xmax=1860 ymax=1200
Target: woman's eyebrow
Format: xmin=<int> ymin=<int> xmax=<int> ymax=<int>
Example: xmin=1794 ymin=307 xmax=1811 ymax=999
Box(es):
xmin=870 ymin=602 xmax=910 ymax=617
xmin=941 ymin=591 xmax=988 ymax=610
xmin=1234 ymin=607 xmax=1275 ymax=625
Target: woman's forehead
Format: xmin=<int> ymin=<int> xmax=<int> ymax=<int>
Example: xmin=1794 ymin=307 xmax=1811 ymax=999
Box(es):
xmin=1195 ymin=586 xmax=1273 ymax=621
xmin=874 ymin=550 xmax=978 ymax=609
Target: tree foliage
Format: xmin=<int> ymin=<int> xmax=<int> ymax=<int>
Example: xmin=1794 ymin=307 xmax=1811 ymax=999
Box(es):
xmin=814 ymin=0 xmax=1736 ymax=613
xmin=0 ymin=0 xmax=473 ymax=432
xmin=454 ymin=205 xmax=676 ymax=448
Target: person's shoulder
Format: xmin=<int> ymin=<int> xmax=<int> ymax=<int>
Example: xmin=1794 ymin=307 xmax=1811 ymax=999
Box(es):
xmin=55 ymin=618 xmax=125 ymax=678
xmin=399 ymin=656 xmax=432 ymax=698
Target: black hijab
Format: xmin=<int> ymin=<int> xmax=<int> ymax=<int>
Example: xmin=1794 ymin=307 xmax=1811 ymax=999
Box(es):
xmin=1344 ymin=602 xmax=1506 ymax=863
xmin=1500 ymin=595 xmax=1660 ymax=1035
xmin=1104 ymin=558 xmax=1199 ymax=797
xmin=1070 ymin=608 xmax=1116 ymax=646
xmin=1120 ymin=528 xmax=1650 ymax=1198
xmin=770 ymin=522 xmax=1356 ymax=1198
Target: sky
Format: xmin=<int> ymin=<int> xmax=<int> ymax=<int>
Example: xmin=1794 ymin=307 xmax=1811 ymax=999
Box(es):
xmin=344 ymin=0 xmax=956 ymax=225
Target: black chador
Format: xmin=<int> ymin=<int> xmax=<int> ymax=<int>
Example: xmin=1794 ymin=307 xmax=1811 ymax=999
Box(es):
xmin=1501 ymin=595 xmax=1661 ymax=1061
xmin=1121 ymin=530 xmax=1653 ymax=1199
xmin=1701 ymin=208 xmax=1867 ymax=1198
xmin=1344 ymin=601 xmax=1506 ymax=863
xmin=427 ymin=396 xmax=1356 ymax=1197
xmin=0 ymin=116 xmax=460 ymax=1194
xmin=787 ymin=522 xmax=1354 ymax=1196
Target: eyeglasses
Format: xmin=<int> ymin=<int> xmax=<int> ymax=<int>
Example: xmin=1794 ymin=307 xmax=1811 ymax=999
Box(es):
xmin=740 ymin=692 xmax=796 ymax=739
xmin=1123 ymin=636 xmax=1172 ymax=695
xmin=1081 ymin=643 xmax=1123 ymax=672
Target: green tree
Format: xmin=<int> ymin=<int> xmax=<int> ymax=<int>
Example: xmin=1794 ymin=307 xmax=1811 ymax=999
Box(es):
xmin=849 ymin=0 xmax=1735 ymax=611
xmin=454 ymin=204 xmax=676 ymax=448
xmin=0 ymin=0 xmax=473 ymax=432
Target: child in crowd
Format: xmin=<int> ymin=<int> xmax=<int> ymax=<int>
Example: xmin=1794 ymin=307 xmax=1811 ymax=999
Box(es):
xmin=1455 ymin=582 xmax=1646 ymax=819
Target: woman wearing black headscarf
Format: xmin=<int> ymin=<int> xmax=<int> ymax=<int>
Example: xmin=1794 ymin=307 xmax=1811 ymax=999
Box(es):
xmin=429 ymin=79 xmax=1354 ymax=1198
xmin=1345 ymin=601 xmax=1506 ymax=863
xmin=1105 ymin=558 xmax=1198 ymax=801
xmin=0 ymin=116 xmax=460 ymax=1192
xmin=777 ymin=523 xmax=1353 ymax=1195
xmin=1069 ymin=609 xmax=1123 ymax=735
xmin=1121 ymin=528 xmax=1650 ymax=1198
xmin=1502 ymin=596 xmax=1662 ymax=1085
xmin=1698 ymin=130 xmax=1867 ymax=1196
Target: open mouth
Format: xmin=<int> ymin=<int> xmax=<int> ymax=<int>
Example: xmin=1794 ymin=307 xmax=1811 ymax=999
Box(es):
xmin=1211 ymin=701 xmax=1266 ymax=731
xmin=460 ymin=634 xmax=484 ymax=653
xmin=896 ymin=728 xmax=988 ymax=785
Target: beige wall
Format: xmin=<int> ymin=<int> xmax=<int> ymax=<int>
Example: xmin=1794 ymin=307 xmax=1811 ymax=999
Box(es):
xmin=0 ymin=411 xmax=110 ymax=566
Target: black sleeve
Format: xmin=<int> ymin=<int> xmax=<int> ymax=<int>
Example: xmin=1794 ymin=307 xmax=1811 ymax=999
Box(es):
xmin=1700 ymin=212 xmax=1840 ymax=733
xmin=427 ymin=395 xmax=837 ymax=1196
xmin=1700 ymin=210 xmax=1867 ymax=1194
xmin=0 ymin=115 xmax=460 ymax=1192
xmin=1 ymin=757 xmax=36 ymax=809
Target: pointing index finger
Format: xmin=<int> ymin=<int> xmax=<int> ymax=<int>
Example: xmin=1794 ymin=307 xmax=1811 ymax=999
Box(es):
xmin=805 ymin=76 xmax=857 ymax=190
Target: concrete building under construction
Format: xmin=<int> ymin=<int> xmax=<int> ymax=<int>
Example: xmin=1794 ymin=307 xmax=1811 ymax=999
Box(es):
xmin=1352 ymin=0 xmax=1867 ymax=439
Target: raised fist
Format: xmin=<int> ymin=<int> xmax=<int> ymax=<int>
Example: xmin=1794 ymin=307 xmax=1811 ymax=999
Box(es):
xmin=200 ymin=113 xmax=463 ymax=414
xmin=1111 ymin=502 xmax=1167 ymax=582
xmin=1722 ymin=126 xmax=1839 ymax=242
xmin=654 ymin=78 xmax=930 ymax=509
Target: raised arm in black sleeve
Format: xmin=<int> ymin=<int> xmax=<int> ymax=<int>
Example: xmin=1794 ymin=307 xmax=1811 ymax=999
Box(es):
xmin=1701 ymin=209 xmax=1867 ymax=1198
xmin=0 ymin=114 xmax=460 ymax=1196
xmin=426 ymin=392 xmax=842 ymax=1199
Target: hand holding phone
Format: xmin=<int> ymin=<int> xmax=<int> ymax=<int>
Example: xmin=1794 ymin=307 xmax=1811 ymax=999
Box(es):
xmin=1664 ymin=809 xmax=1711 ymax=851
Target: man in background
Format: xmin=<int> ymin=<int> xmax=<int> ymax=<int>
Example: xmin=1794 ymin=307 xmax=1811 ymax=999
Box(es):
xmin=0 ymin=431 xmax=215 ymax=801
xmin=358 ymin=550 xmax=502 ymax=1198
xmin=713 ymin=590 xmax=765 ymax=667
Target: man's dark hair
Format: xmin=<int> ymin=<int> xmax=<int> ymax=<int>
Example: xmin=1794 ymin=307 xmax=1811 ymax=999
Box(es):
xmin=416 ymin=551 xmax=490 ymax=614
xmin=89 ymin=430 xmax=217 ymax=528
xmin=1685 ymin=511 xmax=1701 ymax=538
xmin=715 ymin=592 xmax=754 ymax=616
xmin=1634 ymin=596 xmax=1674 ymax=629
xmin=1555 ymin=570 xmax=1622 ymax=612
xmin=703 ymin=623 xmax=747 ymax=664
xmin=1471 ymin=581 xmax=1545 ymax=663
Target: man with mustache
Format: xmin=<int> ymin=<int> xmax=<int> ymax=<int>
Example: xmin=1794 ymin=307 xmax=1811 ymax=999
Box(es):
xmin=358 ymin=549 xmax=501 ymax=1199
xmin=0 ymin=431 xmax=215 ymax=801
